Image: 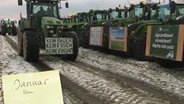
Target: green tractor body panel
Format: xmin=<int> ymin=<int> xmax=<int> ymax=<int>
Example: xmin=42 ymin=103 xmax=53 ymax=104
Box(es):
xmin=20 ymin=18 xmax=29 ymax=29
xmin=130 ymin=20 xmax=161 ymax=40
xmin=41 ymin=17 xmax=63 ymax=27
xmin=41 ymin=16 xmax=63 ymax=36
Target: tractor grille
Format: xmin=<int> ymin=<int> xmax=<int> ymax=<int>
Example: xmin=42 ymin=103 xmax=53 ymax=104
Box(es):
xmin=46 ymin=25 xmax=63 ymax=37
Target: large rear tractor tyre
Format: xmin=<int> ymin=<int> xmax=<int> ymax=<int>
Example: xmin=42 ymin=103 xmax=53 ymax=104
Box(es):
xmin=132 ymin=33 xmax=148 ymax=61
xmin=17 ymin=28 xmax=23 ymax=56
xmin=2 ymin=29 xmax=6 ymax=36
xmin=79 ymin=30 xmax=85 ymax=47
xmin=65 ymin=31 xmax=79 ymax=61
xmin=23 ymin=30 xmax=39 ymax=62
xmin=101 ymin=26 xmax=109 ymax=52
xmin=80 ymin=29 xmax=90 ymax=48
xmin=12 ymin=28 xmax=17 ymax=36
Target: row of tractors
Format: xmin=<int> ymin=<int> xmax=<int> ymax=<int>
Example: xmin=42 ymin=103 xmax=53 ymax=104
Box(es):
xmin=64 ymin=0 xmax=184 ymax=68
xmin=0 ymin=19 xmax=17 ymax=36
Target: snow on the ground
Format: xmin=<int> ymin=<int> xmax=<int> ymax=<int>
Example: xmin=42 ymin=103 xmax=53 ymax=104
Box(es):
xmin=0 ymin=36 xmax=82 ymax=104
xmin=78 ymin=48 xmax=184 ymax=99
xmin=7 ymin=35 xmax=184 ymax=103
xmin=40 ymin=55 xmax=170 ymax=104
xmin=0 ymin=36 xmax=39 ymax=104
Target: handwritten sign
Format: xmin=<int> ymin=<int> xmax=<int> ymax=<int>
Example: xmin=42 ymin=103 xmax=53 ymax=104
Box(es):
xmin=2 ymin=70 xmax=64 ymax=104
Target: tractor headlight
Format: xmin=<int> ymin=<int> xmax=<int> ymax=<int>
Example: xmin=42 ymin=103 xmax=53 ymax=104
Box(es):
xmin=47 ymin=26 xmax=54 ymax=29
xmin=49 ymin=30 xmax=54 ymax=34
xmin=57 ymin=26 xmax=63 ymax=29
xmin=7 ymin=25 xmax=12 ymax=27
xmin=58 ymin=30 xmax=62 ymax=34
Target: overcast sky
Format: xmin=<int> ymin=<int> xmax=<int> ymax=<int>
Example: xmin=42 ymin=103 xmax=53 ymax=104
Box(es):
xmin=0 ymin=0 xmax=165 ymax=20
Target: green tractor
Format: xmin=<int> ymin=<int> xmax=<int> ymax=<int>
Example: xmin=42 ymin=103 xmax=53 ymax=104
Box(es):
xmin=1 ymin=19 xmax=17 ymax=36
xmin=145 ymin=1 xmax=184 ymax=67
xmin=86 ymin=2 xmax=157 ymax=57
xmin=63 ymin=12 xmax=89 ymax=46
xmin=79 ymin=9 xmax=109 ymax=48
xmin=129 ymin=0 xmax=184 ymax=67
xmin=64 ymin=12 xmax=89 ymax=34
xmin=101 ymin=5 xmax=137 ymax=55
xmin=17 ymin=0 xmax=78 ymax=62
xmin=127 ymin=2 xmax=158 ymax=60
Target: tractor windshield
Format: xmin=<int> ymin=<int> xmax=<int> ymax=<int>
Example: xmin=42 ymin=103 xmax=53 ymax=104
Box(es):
xmin=157 ymin=4 xmax=184 ymax=20
xmin=32 ymin=2 xmax=58 ymax=18
xmin=175 ymin=4 xmax=184 ymax=16
xmin=109 ymin=9 xmax=126 ymax=19
xmin=78 ymin=13 xmax=88 ymax=22
xmin=134 ymin=7 xmax=143 ymax=18
xmin=89 ymin=11 xmax=107 ymax=21
xmin=157 ymin=5 xmax=170 ymax=20
xmin=110 ymin=9 xmax=119 ymax=19
xmin=128 ymin=6 xmax=143 ymax=19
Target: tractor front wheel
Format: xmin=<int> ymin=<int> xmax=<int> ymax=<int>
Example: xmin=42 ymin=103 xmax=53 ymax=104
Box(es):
xmin=132 ymin=33 xmax=147 ymax=61
xmin=2 ymin=29 xmax=6 ymax=36
xmin=64 ymin=31 xmax=79 ymax=61
xmin=12 ymin=28 xmax=17 ymax=36
xmin=23 ymin=30 xmax=39 ymax=62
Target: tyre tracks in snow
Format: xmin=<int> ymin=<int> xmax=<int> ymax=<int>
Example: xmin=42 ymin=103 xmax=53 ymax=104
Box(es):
xmin=66 ymin=60 xmax=184 ymax=104
xmin=5 ymin=35 xmax=184 ymax=104
xmin=4 ymin=35 xmax=85 ymax=104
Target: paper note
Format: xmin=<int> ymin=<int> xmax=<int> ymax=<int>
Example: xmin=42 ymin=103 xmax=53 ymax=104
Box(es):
xmin=2 ymin=70 xmax=63 ymax=104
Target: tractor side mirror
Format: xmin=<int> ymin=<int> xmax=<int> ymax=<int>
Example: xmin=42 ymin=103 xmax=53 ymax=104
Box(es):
xmin=109 ymin=8 xmax=112 ymax=13
xmin=18 ymin=0 xmax=23 ymax=6
xmin=65 ymin=2 xmax=69 ymax=8
xmin=116 ymin=7 xmax=119 ymax=12
xmin=139 ymin=2 xmax=144 ymax=8
xmin=151 ymin=4 xmax=157 ymax=10
xmin=129 ymin=4 xmax=135 ymax=11
xmin=170 ymin=1 xmax=176 ymax=13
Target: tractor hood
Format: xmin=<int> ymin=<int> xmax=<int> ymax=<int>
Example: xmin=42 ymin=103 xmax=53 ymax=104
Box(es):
xmin=41 ymin=17 xmax=63 ymax=27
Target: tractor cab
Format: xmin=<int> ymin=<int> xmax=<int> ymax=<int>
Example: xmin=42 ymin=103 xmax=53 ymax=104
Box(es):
xmin=77 ymin=12 xmax=89 ymax=22
xmin=31 ymin=1 xmax=60 ymax=28
xmin=89 ymin=10 xmax=108 ymax=22
xmin=144 ymin=1 xmax=184 ymax=67
xmin=156 ymin=1 xmax=184 ymax=24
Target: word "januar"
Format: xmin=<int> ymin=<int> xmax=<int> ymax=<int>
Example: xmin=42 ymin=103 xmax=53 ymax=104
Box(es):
xmin=14 ymin=79 xmax=49 ymax=90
